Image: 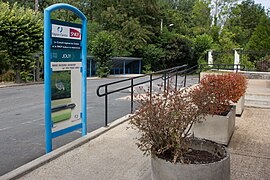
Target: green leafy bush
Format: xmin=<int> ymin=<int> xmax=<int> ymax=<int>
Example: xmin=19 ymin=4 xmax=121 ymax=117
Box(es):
xmin=0 ymin=2 xmax=43 ymax=83
xmin=256 ymin=55 xmax=270 ymax=71
xmin=141 ymin=44 xmax=165 ymax=72
xmin=162 ymin=36 xmax=193 ymax=68
xmin=92 ymin=31 xmax=115 ymax=77
xmin=0 ymin=70 xmax=15 ymax=82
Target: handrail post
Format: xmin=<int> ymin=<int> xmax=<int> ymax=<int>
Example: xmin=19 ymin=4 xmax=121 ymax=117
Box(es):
xmin=184 ymin=71 xmax=187 ymax=87
xmin=150 ymin=74 xmax=153 ymax=102
xmin=131 ymin=79 xmax=134 ymax=114
xmin=164 ymin=72 xmax=166 ymax=91
xmin=175 ymin=70 xmax=178 ymax=90
xmin=198 ymin=65 xmax=202 ymax=83
xmin=105 ymin=85 xmax=108 ymax=126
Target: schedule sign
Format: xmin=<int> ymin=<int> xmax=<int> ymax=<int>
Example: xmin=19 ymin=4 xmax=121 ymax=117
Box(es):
xmin=44 ymin=3 xmax=87 ymax=153
xmin=50 ymin=20 xmax=83 ymax=133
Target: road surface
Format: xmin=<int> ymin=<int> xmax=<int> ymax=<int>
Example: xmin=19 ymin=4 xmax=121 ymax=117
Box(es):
xmin=0 ymin=75 xmax=198 ymax=176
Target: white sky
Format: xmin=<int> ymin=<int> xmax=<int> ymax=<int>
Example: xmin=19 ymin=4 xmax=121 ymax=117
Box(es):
xmin=254 ymin=0 xmax=270 ymax=9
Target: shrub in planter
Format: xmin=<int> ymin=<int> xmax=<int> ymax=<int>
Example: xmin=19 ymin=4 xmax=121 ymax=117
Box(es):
xmin=130 ymin=85 xmax=230 ymax=180
xmin=192 ymin=73 xmax=247 ymax=145
xmin=193 ymin=73 xmax=247 ymax=115
xmin=230 ymin=73 xmax=247 ymax=115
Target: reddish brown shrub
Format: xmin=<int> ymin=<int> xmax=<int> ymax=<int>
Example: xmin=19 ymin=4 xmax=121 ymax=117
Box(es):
xmin=192 ymin=73 xmax=247 ymax=115
xmin=130 ymin=85 xmax=207 ymax=163
xmin=129 ymin=73 xmax=247 ymax=164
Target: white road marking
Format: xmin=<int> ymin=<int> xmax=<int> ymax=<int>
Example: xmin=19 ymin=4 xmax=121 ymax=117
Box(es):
xmin=0 ymin=127 xmax=12 ymax=132
xmin=20 ymin=118 xmax=43 ymax=125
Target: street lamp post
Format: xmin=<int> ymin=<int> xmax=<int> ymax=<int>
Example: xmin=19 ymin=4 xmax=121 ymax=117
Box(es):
xmin=35 ymin=0 xmax=38 ymax=12
xmin=160 ymin=19 xmax=174 ymax=33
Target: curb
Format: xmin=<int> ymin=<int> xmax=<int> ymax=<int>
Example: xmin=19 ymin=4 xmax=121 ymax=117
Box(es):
xmin=0 ymin=114 xmax=133 ymax=180
xmin=245 ymin=105 xmax=270 ymax=109
xmin=0 ymin=82 xmax=44 ymax=88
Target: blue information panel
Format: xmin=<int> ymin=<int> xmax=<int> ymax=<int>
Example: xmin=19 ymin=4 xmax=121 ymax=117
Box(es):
xmin=44 ymin=3 xmax=87 ymax=153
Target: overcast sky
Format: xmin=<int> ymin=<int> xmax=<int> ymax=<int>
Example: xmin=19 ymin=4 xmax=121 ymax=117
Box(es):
xmin=254 ymin=0 xmax=270 ymax=9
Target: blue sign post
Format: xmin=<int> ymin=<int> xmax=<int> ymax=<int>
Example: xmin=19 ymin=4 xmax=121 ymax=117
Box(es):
xmin=44 ymin=3 xmax=87 ymax=153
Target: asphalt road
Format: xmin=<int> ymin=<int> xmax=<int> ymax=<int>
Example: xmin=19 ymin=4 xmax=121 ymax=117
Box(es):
xmin=0 ymin=75 xmax=198 ymax=176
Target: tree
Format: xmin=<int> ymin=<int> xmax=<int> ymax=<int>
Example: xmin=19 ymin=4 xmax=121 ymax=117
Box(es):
xmin=214 ymin=27 xmax=239 ymax=64
xmin=93 ymin=0 xmax=161 ymax=56
xmin=193 ymin=34 xmax=213 ymax=64
xmin=162 ymin=35 xmax=194 ymax=68
xmin=224 ymin=0 xmax=266 ymax=47
xmin=247 ymin=16 xmax=270 ymax=53
xmin=0 ymin=2 xmax=43 ymax=83
xmin=161 ymin=0 xmax=196 ymax=37
xmin=92 ymin=31 xmax=116 ymax=77
xmin=141 ymin=44 xmax=166 ymax=72
xmin=114 ymin=18 xmax=153 ymax=56
xmin=211 ymin=0 xmax=238 ymax=27
xmin=192 ymin=0 xmax=211 ymax=36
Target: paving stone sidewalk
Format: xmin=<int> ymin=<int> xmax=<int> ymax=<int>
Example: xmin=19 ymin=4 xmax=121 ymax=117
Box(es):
xmin=1 ymin=78 xmax=269 ymax=180
xmin=9 ymin=107 xmax=268 ymax=180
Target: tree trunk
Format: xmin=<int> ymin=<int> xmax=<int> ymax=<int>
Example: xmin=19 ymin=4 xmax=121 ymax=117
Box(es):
xmin=15 ymin=63 xmax=22 ymax=83
xmin=35 ymin=59 xmax=40 ymax=81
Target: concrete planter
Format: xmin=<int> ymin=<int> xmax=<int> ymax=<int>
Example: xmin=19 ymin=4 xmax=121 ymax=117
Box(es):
xmin=234 ymin=95 xmax=245 ymax=116
xmin=192 ymin=106 xmax=236 ymax=145
xmin=151 ymin=138 xmax=230 ymax=180
xmin=200 ymin=71 xmax=227 ymax=81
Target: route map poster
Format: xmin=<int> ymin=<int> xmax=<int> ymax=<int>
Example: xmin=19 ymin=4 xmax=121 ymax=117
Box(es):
xmin=50 ymin=20 xmax=82 ymax=133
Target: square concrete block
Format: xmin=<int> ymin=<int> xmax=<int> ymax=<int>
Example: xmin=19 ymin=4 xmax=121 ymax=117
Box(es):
xmin=234 ymin=95 xmax=245 ymax=116
xmin=192 ymin=107 xmax=236 ymax=145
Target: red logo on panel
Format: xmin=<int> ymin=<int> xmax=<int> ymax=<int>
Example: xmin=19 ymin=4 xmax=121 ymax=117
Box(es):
xmin=70 ymin=28 xmax=81 ymax=39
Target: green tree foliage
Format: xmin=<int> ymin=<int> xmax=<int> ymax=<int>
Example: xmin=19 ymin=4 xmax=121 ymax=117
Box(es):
xmin=214 ymin=28 xmax=239 ymax=64
xmin=192 ymin=0 xmax=211 ymax=35
xmin=1 ymin=0 xmax=270 ymax=79
xmin=162 ymin=35 xmax=193 ymax=68
xmin=87 ymin=21 xmax=103 ymax=54
xmin=193 ymin=34 xmax=213 ymax=64
xmin=2 ymin=0 xmax=35 ymax=9
xmin=224 ymin=0 xmax=266 ymax=47
xmin=0 ymin=2 xmax=43 ymax=83
xmin=92 ymin=31 xmax=116 ymax=77
xmin=247 ymin=16 xmax=270 ymax=51
xmin=141 ymin=44 xmax=166 ymax=72
xmin=95 ymin=0 xmax=160 ymax=29
xmin=94 ymin=0 xmax=160 ymax=56
xmin=246 ymin=16 xmax=270 ymax=63
xmin=103 ymin=18 xmax=153 ymax=56
xmin=162 ymin=0 xmax=195 ymax=36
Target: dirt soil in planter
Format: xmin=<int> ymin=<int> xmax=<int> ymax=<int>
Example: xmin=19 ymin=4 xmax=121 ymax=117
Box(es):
xmin=183 ymin=149 xmax=222 ymax=164
xmin=160 ymin=148 xmax=223 ymax=164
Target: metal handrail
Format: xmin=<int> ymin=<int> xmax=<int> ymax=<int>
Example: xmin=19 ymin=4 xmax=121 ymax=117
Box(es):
xmin=96 ymin=64 xmax=188 ymax=97
xmin=199 ymin=64 xmax=246 ymax=72
xmin=96 ymin=64 xmax=191 ymax=126
xmin=96 ymin=63 xmax=244 ymax=126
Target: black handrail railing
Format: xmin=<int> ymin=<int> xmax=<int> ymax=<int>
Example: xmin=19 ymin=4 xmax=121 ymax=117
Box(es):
xmin=96 ymin=63 xmax=245 ymax=127
xmin=96 ymin=64 xmax=193 ymax=126
xmin=199 ymin=64 xmax=246 ymax=72
xmin=198 ymin=64 xmax=246 ymax=81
